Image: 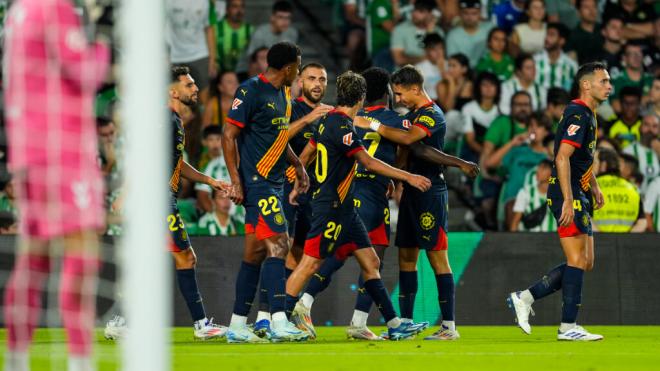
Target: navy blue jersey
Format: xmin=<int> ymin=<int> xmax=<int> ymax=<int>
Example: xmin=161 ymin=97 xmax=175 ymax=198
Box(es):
xmin=551 ymin=99 xmax=597 ymax=192
xmin=311 ymin=110 xmax=365 ymax=206
xmin=406 ymin=101 xmax=447 ymax=179
xmin=355 ymin=105 xmax=411 ymax=190
xmin=169 ymin=111 xmax=185 ymax=195
xmin=289 ymin=97 xmax=315 ymax=155
xmin=226 ymin=74 xmax=292 ymax=186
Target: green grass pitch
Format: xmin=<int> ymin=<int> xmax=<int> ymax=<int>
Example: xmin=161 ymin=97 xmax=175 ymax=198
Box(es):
xmin=2 ymin=326 xmax=660 ymax=370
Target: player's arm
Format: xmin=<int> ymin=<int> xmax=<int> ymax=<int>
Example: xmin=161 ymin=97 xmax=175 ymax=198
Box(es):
xmin=288 ymin=141 xmax=317 ymax=206
xmin=555 ymin=142 xmax=576 ymax=227
xmin=353 ymin=150 xmax=431 ymax=192
xmin=180 ymin=160 xmax=229 ymax=195
xmin=221 ymin=122 xmax=244 ymax=204
xmin=589 ymin=171 xmax=605 ymax=210
xmin=409 ymin=142 xmax=480 ymax=178
xmin=354 ymin=116 xmax=426 ymax=145
xmin=286 ymin=144 xmax=309 ymax=194
xmin=288 ymin=104 xmax=333 ymax=139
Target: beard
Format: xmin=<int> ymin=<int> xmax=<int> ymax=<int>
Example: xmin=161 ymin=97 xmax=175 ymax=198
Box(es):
xmin=302 ymin=86 xmax=324 ymax=104
xmin=180 ymin=94 xmax=198 ymax=107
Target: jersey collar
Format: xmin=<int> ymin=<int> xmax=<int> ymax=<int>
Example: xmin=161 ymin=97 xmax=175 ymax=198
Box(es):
xmin=364 ymin=104 xmax=386 ymax=112
xmin=258 ymin=73 xmax=270 ymax=84
xmin=571 ymin=99 xmax=589 ymax=108
xmin=296 ymin=96 xmax=316 ymax=109
xmin=328 ymin=109 xmax=350 ymax=119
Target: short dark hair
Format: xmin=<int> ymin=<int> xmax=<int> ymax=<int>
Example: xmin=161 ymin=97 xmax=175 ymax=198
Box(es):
xmin=266 ymin=41 xmax=301 ymax=70
xmin=619 ymin=86 xmax=642 ymax=101
xmin=171 ymin=66 xmax=190 ymax=83
xmin=598 ymin=148 xmax=621 ymax=176
xmin=272 ymin=0 xmax=293 ymax=13
xmin=547 ymin=22 xmax=570 ymax=41
xmin=573 ymin=61 xmax=608 ymax=96
xmin=547 ymin=87 xmax=570 ymax=106
xmin=511 ymin=90 xmax=532 ymax=108
xmin=202 ymin=125 xmax=223 ymax=139
xmin=414 ymin=0 xmax=436 ymax=12
xmin=300 ymin=62 xmax=326 ymax=74
xmin=487 ymin=27 xmax=506 ymax=44
xmin=474 ymin=71 xmax=501 ymax=104
xmin=336 ymin=71 xmax=366 ymax=107
xmin=391 ymin=65 xmax=424 ymax=87
xmin=603 ymin=14 xmax=624 ymax=28
xmin=514 ymin=53 xmax=534 ymax=71
xmin=361 ymin=67 xmax=391 ymax=103
xmin=422 ymin=33 xmax=444 ymax=49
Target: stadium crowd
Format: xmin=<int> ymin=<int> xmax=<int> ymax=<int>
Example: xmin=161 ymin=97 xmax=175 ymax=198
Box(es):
xmin=0 ymin=0 xmax=658 ymax=235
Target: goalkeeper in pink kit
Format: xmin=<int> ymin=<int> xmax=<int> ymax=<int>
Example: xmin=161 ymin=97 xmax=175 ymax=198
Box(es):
xmin=3 ymin=0 xmax=110 ymax=370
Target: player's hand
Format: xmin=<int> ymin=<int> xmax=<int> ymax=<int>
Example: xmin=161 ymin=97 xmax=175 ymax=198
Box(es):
xmin=385 ymin=180 xmax=395 ymax=199
xmin=228 ymin=180 xmax=244 ymax=205
xmin=353 ymin=116 xmax=371 ymax=130
xmin=406 ymin=174 xmax=432 ymax=192
xmin=209 ymin=178 xmax=231 ymax=197
xmin=308 ymin=104 xmax=333 ymax=122
xmin=592 ymin=187 xmax=605 ymax=210
xmin=289 ymin=187 xmax=300 ymax=206
xmin=294 ymin=165 xmax=310 ymax=194
xmin=559 ymin=199 xmax=575 ymax=227
xmin=460 ymin=161 xmax=480 ymax=178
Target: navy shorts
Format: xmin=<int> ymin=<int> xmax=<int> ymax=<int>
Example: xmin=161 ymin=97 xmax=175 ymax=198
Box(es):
xmin=167 ymin=197 xmax=191 ymax=252
xmin=547 ymin=183 xmax=593 ymax=237
xmin=283 ymin=180 xmax=312 ymax=246
xmin=304 ymin=202 xmax=372 ymax=260
xmin=395 ymin=183 xmax=449 ymax=251
xmin=243 ymin=182 xmax=288 ymax=241
xmin=354 ymin=184 xmax=390 ymax=247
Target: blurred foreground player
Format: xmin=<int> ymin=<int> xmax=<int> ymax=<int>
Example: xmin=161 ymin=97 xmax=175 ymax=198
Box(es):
xmin=2 ymin=0 xmax=109 ymax=370
xmin=285 ymin=71 xmax=432 ymax=341
xmin=508 ymin=62 xmax=610 ymax=341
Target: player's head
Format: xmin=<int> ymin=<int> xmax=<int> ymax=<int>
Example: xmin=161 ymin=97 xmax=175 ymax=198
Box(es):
xmin=474 ymin=71 xmax=500 ymax=104
xmin=390 ymin=65 xmax=425 ymax=110
xmin=267 ymin=41 xmax=302 ymax=86
xmin=546 ymin=87 xmax=570 ymax=120
xmin=225 ymin=0 xmax=245 ymax=23
xmin=271 ymin=1 xmax=293 ymax=33
xmin=335 ymin=71 xmax=367 ymax=109
xmin=510 ymin=91 xmax=532 ymax=124
xmin=170 ymin=66 xmax=199 ymax=106
xmin=298 ymin=63 xmax=328 ymax=104
xmin=573 ymin=61 xmax=611 ymax=104
xmin=96 ymin=117 xmax=116 ymax=145
xmin=594 ymin=148 xmax=621 ymax=176
xmin=202 ymin=125 xmax=223 ymax=157
xmin=361 ymin=67 xmax=391 ymax=104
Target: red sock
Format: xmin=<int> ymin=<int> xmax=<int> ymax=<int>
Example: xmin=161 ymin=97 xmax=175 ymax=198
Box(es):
xmin=3 ymin=253 xmax=50 ymax=352
xmin=59 ymin=253 xmax=99 ymax=356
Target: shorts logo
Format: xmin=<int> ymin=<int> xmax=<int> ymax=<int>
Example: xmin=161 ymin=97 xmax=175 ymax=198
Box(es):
xmin=274 ymin=213 xmax=285 ymax=226
xmin=417 ymin=115 xmax=435 ymax=127
xmin=419 ymin=212 xmax=435 ymax=231
xmin=567 ymin=124 xmax=580 ymax=136
xmin=402 ymin=119 xmax=411 ymax=129
xmin=582 ymin=214 xmax=589 ymax=226
xmin=343 ymin=132 xmax=354 ymax=146
xmin=232 ymin=98 xmax=243 ymax=110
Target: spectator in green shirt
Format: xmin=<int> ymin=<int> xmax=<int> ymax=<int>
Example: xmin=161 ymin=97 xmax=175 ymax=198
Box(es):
xmin=475 ymin=27 xmax=514 ymax=82
xmin=367 ymin=0 xmax=398 ymax=71
xmin=390 ymin=0 xmax=441 ymax=68
xmin=610 ymin=42 xmax=654 ymax=113
xmin=210 ymin=0 xmax=253 ymax=73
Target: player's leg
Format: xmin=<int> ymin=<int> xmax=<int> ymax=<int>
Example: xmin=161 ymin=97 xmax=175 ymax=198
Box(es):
xmin=585 ymin=235 xmax=594 ymax=272
xmin=58 ymin=230 xmax=101 ymax=370
xmin=347 ymin=245 xmax=385 ymax=340
xmin=285 ymin=252 xmax=323 ymax=339
xmin=3 ymin=237 xmax=50 ymax=370
xmin=424 ymin=248 xmax=460 ymax=340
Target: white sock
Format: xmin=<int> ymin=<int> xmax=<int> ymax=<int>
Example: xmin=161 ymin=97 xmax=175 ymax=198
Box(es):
xmin=301 ymin=293 xmax=314 ymax=308
xmin=350 ymin=310 xmax=369 ymax=328
xmin=442 ymin=320 xmax=456 ymax=331
xmin=256 ymin=311 xmax=271 ymax=322
xmin=520 ymin=290 xmax=535 ymax=305
xmin=271 ymin=311 xmax=287 ymax=325
xmin=401 ymin=318 xmax=412 ymax=323
xmin=68 ymin=355 xmax=94 ymax=371
xmin=4 ymin=351 xmax=29 ymax=371
xmin=386 ymin=317 xmax=402 ymax=329
xmin=559 ymin=322 xmax=576 ymax=333
xmin=229 ymin=314 xmax=247 ymax=329
xmin=194 ymin=317 xmax=208 ymax=328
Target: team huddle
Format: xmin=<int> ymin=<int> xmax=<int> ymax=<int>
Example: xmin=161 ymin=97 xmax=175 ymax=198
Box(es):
xmin=107 ymin=41 xmax=610 ymax=343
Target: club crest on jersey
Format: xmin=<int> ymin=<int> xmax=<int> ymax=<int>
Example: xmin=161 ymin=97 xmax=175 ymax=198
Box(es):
xmin=274 ymin=213 xmax=285 ymax=226
xmin=343 ymin=132 xmax=354 ymax=146
xmin=420 ymin=212 xmax=435 ymax=231
xmin=567 ymin=124 xmax=580 ymax=136
xmin=231 ymin=98 xmax=243 ymax=110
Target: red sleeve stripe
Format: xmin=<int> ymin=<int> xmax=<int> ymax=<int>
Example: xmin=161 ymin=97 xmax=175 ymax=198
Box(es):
xmin=309 ymin=138 xmax=317 ymax=147
xmin=413 ymin=123 xmax=431 ymax=137
xmin=346 ymin=146 xmax=365 ymax=157
xmin=225 ymin=117 xmax=245 ymax=128
xmin=561 ymin=139 xmax=581 ymax=148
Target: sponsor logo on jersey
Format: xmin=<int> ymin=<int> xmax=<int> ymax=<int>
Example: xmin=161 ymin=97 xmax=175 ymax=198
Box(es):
xmin=417 ymin=115 xmax=435 ymax=127
xmin=231 ymin=98 xmax=243 ymax=110
xmin=343 ymin=132 xmax=354 ymax=146
xmin=420 ymin=212 xmax=435 ymax=231
xmin=567 ymin=124 xmax=580 ymax=136
xmin=402 ymin=119 xmax=411 ymax=129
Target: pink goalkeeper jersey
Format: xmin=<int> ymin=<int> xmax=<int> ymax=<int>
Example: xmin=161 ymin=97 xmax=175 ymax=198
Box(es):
xmin=3 ymin=0 xmax=110 ymax=172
